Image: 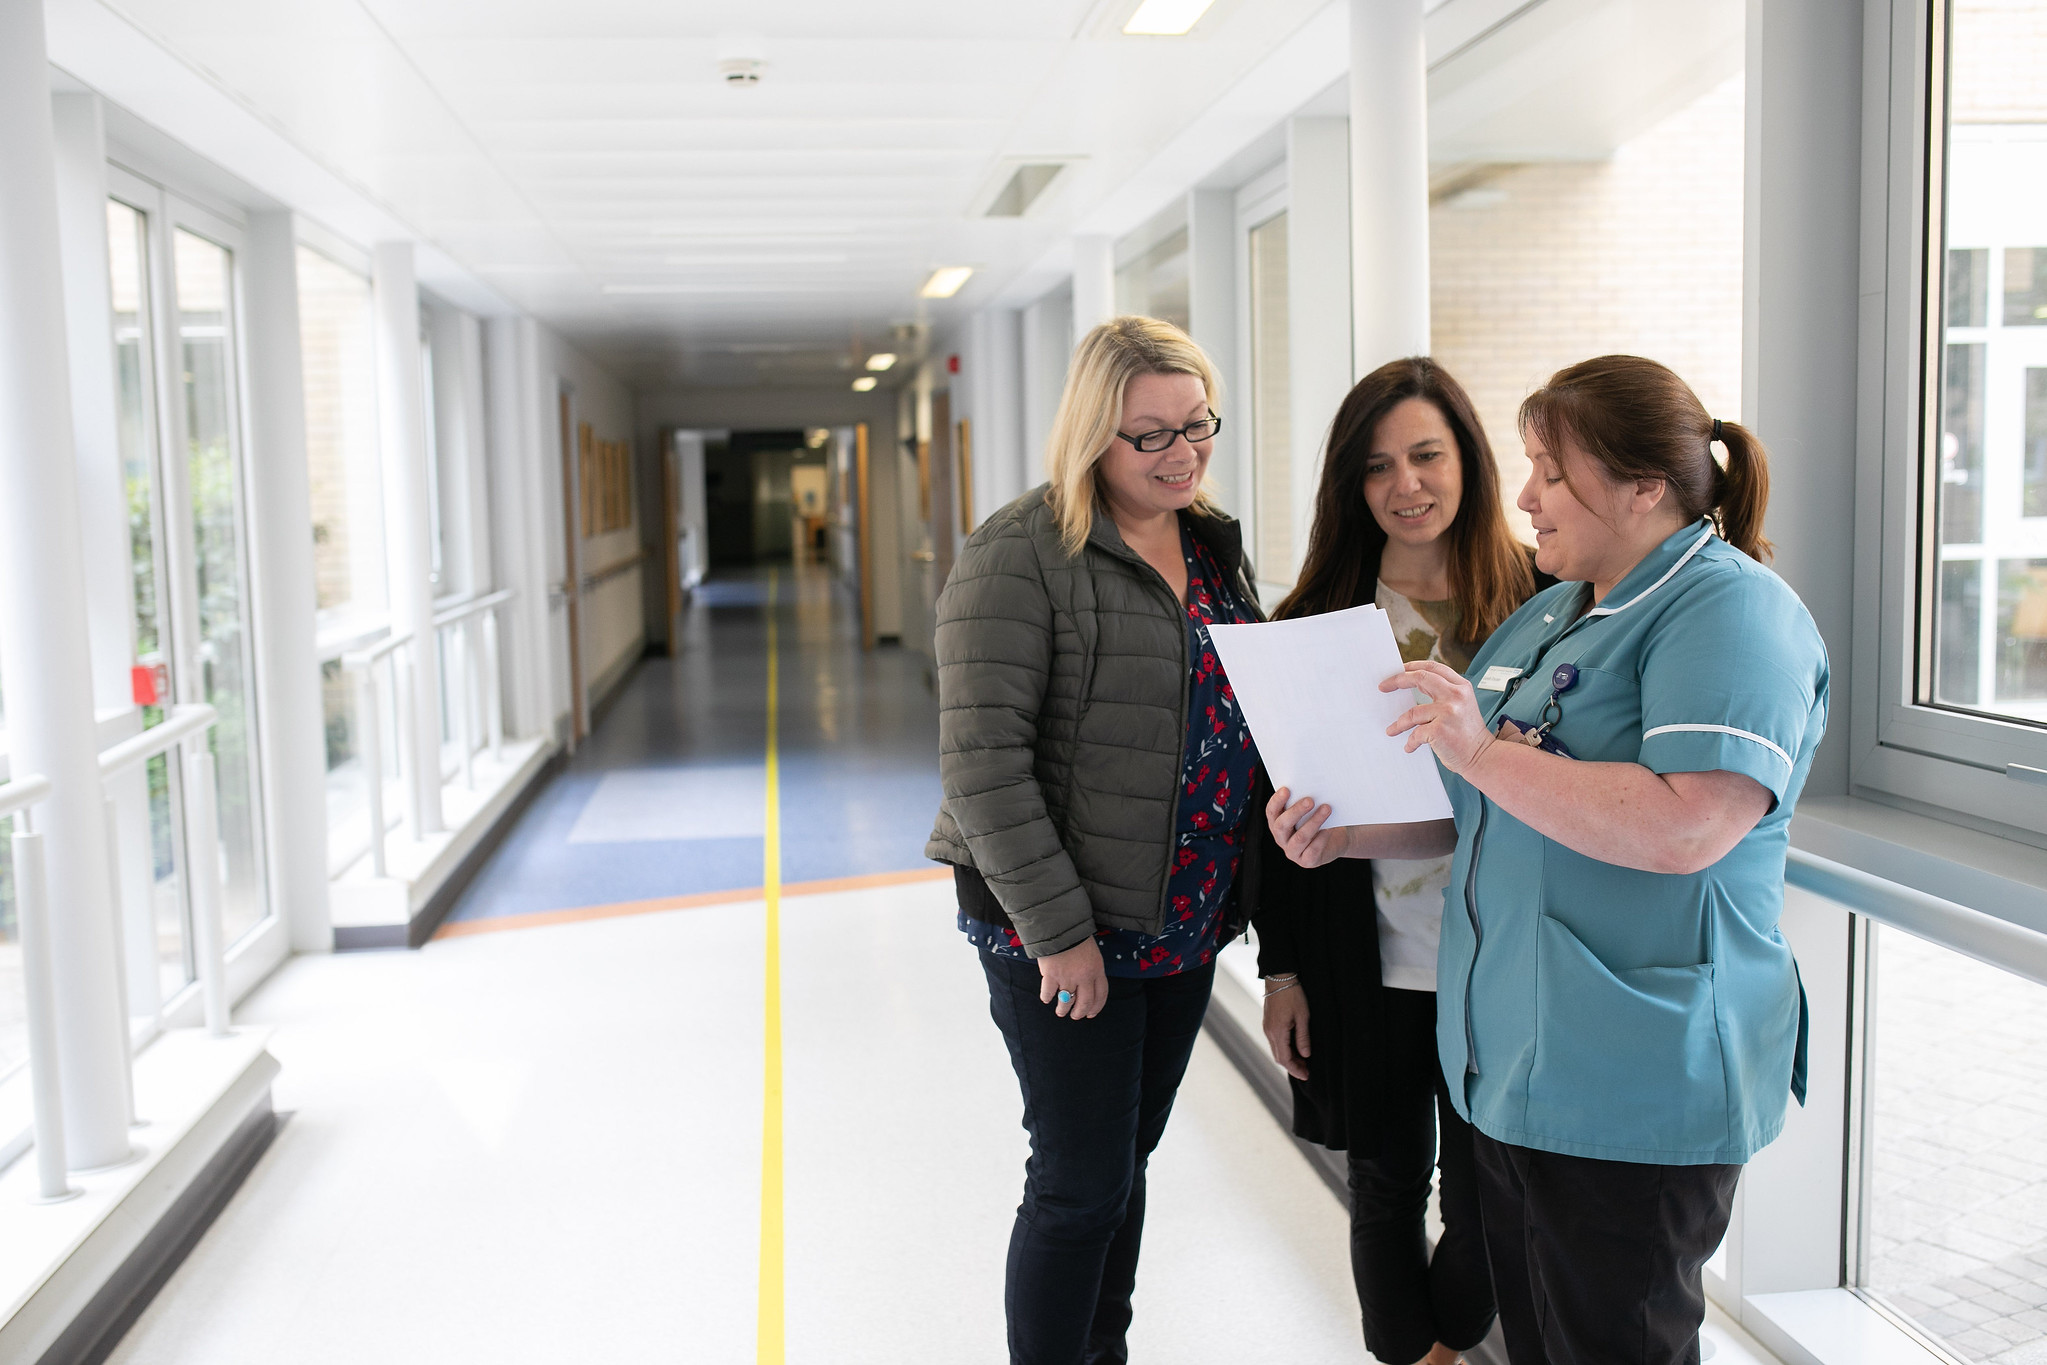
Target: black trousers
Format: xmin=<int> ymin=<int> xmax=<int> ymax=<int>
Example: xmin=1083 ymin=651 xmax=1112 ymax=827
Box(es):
xmin=1472 ymin=1132 xmax=1740 ymax=1365
xmin=1347 ymin=988 xmax=1496 ymax=1365
xmin=980 ymin=950 xmax=1214 ymax=1365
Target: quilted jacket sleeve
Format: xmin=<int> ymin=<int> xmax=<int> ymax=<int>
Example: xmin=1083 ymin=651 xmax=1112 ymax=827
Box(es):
xmin=935 ymin=519 xmax=1096 ymax=957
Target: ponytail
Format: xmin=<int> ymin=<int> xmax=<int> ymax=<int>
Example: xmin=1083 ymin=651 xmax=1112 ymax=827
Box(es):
xmin=1711 ymin=420 xmax=1773 ymax=562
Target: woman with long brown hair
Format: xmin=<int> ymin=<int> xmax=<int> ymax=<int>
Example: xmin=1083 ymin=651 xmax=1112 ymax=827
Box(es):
xmin=1251 ymin=357 xmax=1539 ymax=1365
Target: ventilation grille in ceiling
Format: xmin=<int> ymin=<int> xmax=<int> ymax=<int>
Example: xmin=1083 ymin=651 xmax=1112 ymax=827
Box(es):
xmin=984 ymin=163 xmax=1068 ymax=218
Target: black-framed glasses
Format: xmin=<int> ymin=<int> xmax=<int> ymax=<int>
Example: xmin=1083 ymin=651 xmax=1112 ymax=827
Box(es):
xmin=1116 ymin=409 xmax=1221 ymax=454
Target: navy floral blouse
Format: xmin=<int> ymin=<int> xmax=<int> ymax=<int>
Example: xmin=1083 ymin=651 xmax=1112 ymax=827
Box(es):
xmin=960 ymin=520 xmax=1261 ymax=977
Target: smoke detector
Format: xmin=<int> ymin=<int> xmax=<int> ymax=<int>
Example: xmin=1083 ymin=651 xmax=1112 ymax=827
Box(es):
xmin=716 ymin=32 xmax=767 ymax=85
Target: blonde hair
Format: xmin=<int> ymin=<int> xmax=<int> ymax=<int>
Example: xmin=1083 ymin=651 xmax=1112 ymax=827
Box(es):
xmin=1045 ymin=316 xmax=1224 ymax=555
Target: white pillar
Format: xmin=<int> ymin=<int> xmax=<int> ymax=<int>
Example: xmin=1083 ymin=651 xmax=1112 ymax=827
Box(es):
xmin=1020 ymin=286 xmax=1073 ymax=485
xmin=1287 ymin=115 xmax=1353 ymax=580
xmin=1071 ymin=234 xmax=1116 ymax=341
xmin=1186 ymin=188 xmax=1243 ymax=518
xmin=486 ymin=315 xmax=553 ymax=743
xmin=0 ymin=0 xmax=134 ymax=1172
xmin=1350 ymin=0 xmax=1431 ymax=373
xmin=431 ymin=306 xmax=492 ymax=597
xmin=50 ymin=93 xmax=133 ymax=716
xmin=967 ymin=307 xmax=1025 ymax=518
xmin=371 ymin=242 xmax=444 ymax=835
xmin=242 ymin=211 xmax=332 ymax=952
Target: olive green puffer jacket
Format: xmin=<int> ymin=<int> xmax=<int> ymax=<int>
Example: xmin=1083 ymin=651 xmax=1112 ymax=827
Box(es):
xmin=924 ymin=484 xmax=1261 ymax=957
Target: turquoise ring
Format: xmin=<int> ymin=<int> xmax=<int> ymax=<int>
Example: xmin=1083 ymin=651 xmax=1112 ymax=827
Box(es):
xmin=1057 ymin=990 xmax=1074 ymax=1005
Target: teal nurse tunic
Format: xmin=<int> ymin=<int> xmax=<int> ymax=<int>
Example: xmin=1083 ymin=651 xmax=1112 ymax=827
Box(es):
xmin=1436 ymin=519 xmax=1829 ymax=1166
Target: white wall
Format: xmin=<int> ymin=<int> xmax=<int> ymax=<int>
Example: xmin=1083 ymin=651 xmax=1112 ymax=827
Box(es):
xmin=1020 ymin=286 xmax=1074 ymax=492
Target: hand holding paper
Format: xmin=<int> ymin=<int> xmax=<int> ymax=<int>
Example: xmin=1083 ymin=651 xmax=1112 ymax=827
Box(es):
xmin=1206 ymin=604 xmax=1453 ymax=827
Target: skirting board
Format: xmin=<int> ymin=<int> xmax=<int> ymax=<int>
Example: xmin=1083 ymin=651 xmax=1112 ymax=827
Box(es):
xmin=34 ymin=1104 xmax=281 ymax=1365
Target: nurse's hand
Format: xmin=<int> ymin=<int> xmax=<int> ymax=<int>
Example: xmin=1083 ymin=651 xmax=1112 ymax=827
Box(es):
xmin=1266 ymin=786 xmax=1352 ymax=868
xmin=1262 ymin=979 xmax=1311 ymax=1080
xmin=1037 ymin=936 xmax=1107 ymax=1020
xmin=1383 ymin=660 xmax=1498 ymax=775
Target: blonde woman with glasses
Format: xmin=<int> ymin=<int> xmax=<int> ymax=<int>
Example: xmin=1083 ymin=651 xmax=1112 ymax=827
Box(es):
xmin=928 ymin=317 xmax=1263 ymax=1364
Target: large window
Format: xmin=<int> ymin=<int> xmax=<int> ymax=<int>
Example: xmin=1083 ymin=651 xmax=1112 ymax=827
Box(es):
xmin=1858 ymin=0 xmax=2047 ymax=832
xmin=1858 ymin=927 xmax=2047 ymax=1363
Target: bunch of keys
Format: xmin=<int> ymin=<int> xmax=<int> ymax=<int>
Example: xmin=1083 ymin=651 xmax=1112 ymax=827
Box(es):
xmin=1496 ymin=662 xmax=1579 ymax=758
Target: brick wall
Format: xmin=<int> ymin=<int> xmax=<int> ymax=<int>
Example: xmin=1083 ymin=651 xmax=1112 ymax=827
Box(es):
xmin=1429 ymin=73 xmax=1747 ymax=537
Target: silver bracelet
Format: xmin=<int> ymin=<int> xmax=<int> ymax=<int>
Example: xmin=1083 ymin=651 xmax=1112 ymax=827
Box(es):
xmin=1263 ymin=980 xmax=1301 ymax=998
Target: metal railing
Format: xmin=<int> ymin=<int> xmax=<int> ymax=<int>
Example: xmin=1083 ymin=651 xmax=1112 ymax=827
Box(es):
xmin=334 ymin=589 xmax=515 ymax=879
xmin=1786 ymin=847 xmax=2047 ymax=990
xmin=339 ymin=631 xmax=413 ymax=877
xmin=432 ymin=589 xmax=512 ymax=792
xmin=1 ymin=772 xmax=74 ymax=1202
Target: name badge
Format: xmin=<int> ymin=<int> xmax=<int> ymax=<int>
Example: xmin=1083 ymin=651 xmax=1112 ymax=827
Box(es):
xmin=1477 ymin=665 xmax=1522 ymax=692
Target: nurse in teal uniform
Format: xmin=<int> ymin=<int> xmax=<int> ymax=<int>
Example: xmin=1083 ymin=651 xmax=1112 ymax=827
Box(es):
xmin=1267 ymin=355 xmax=1828 ymax=1365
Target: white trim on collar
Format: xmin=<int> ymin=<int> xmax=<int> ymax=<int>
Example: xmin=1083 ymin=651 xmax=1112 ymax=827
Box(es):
xmin=1586 ymin=527 xmax=1716 ymax=618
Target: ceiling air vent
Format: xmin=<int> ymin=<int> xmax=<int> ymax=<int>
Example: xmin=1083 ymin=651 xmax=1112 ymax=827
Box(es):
xmin=984 ymin=163 xmax=1069 ymax=218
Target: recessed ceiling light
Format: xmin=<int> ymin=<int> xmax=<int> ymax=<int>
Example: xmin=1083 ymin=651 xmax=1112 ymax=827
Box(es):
xmin=919 ymin=267 xmax=974 ymax=299
xmin=852 ymin=376 xmax=878 ymax=392
xmin=1123 ymin=0 xmax=1217 ymax=35
xmin=865 ymin=353 xmax=897 ymax=372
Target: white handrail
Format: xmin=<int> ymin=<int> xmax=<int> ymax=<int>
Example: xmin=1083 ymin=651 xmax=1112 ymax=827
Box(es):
xmin=1786 ymin=847 xmax=2047 ymax=990
xmin=341 ymin=629 xmax=413 ymax=671
xmin=1 ymin=773 xmax=78 ymax=1202
xmin=0 ymin=773 xmax=51 ymax=821
xmin=98 ymin=703 xmax=217 ymax=781
xmin=339 ymin=632 xmax=412 ymax=876
xmin=431 ymin=587 xmax=514 ymax=631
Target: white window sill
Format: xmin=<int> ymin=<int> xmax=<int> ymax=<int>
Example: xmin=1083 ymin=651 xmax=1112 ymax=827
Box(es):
xmin=1741 ymin=1289 xmax=1952 ymax=1365
xmin=1793 ymin=794 xmax=2047 ymax=937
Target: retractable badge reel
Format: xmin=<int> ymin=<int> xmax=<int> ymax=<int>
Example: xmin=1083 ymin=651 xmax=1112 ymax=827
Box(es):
xmin=1500 ymin=662 xmax=1578 ymax=758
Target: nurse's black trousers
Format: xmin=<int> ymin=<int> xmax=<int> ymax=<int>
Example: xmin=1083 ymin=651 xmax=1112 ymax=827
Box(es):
xmin=1472 ymin=1133 xmax=1740 ymax=1365
xmin=980 ymin=949 xmax=1213 ymax=1365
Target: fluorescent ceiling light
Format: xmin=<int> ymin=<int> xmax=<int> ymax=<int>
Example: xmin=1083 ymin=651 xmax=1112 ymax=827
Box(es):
xmin=919 ymin=267 xmax=974 ymax=299
xmin=1123 ymin=0 xmax=1217 ymax=35
xmin=852 ymin=376 xmax=878 ymax=392
xmin=865 ymin=352 xmax=897 ymax=372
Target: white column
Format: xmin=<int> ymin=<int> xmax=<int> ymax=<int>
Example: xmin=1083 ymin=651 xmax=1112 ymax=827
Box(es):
xmin=1350 ymin=0 xmax=1431 ymax=374
xmin=967 ymin=307 xmax=1025 ymax=517
xmin=242 ymin=211 xmax=332 ymax=952
xmin=50 ymin=92 xmax=133 ymax=716
xmin=486 ymin=315 xmax=554 ymax=743
xmin=1186 ymin=188 xmax=1242 ymax=518
xmin=1287 ymin=115 xmax=1353 ymax=580
xmin=1020 ymin=285 xmax=1073 ymax=484
xmin=431 ymin=307 xmax=492 ymax=597
xmin=1071 ymin=234 xmax=1116 ymax=341
xmin=371 ymin=242 xmax=444 ymax=835
xmin=0 ymin=0 xmax=133 ymax=1171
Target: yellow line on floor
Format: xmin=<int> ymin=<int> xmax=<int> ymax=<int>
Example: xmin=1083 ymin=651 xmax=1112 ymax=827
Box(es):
xmin=759 ymin=567 xmax=785 ymax=1363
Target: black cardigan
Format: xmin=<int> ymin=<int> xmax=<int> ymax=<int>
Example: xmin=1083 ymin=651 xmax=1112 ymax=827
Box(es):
xmin=1245 ymin=549 xmax=1550 ymax=1156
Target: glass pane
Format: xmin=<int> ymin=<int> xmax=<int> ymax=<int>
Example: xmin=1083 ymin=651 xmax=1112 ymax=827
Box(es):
xmin=2006 ymin=247 xmax=2047 ymax=327
xmin=295 ymin=246 xmax=384 ymax=618
xmin=1248 ymin=211 xmax=1291 ymax=586
xmin=1924 ymin=1 xmax=2047 ymax=722
xmin=1862 ymin=925 xmax=2047 ymax=1363
xmin=109 ymin=199 xmax=191 ymax=1003
xmin=174 ymin=229 xmax=268 ymax=946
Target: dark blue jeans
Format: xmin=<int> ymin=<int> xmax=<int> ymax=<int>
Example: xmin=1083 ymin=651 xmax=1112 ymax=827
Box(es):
xmin=980 ymin=950 xmax=1215 ymax=1365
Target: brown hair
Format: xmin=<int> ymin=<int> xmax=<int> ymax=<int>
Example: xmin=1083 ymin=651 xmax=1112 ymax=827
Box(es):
xmin=1276 ymin=357 xmax=1534 ymax=640
xmin=1518 ymin=355 xmax=1772 ymax=561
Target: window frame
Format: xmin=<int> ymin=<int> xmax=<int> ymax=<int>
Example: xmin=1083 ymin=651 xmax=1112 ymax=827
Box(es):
xmin=1853 ymin=0 xmax=2047 ymax=850
xmin=1232 ymin=163 xmax=1289 ymax=603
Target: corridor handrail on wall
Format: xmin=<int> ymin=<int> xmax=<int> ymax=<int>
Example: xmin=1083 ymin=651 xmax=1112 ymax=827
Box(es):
xmin=99 ymin=703 xmax=233 ymax=1038
xmin=0 ymin=772 xmax=75 ymax=1202
xmin=1786 ymin=847 xmax=2047 ymax=990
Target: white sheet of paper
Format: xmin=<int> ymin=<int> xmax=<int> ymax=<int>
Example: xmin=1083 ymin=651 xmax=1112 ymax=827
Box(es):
xmin=1207 ymin=604 xmax=1453 ymax=827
